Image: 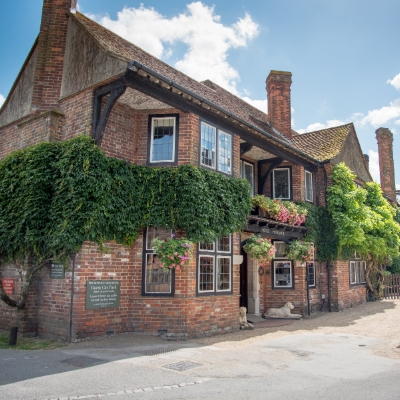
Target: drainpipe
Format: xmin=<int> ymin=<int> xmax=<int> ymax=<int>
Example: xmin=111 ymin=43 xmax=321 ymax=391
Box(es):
xmin=68 ymin=255 xmax=76 ymax=343
xmin=306 ymin=265 xmax=310 ymax=316
xmin=327 ymin=260 xmax=332 ymax=312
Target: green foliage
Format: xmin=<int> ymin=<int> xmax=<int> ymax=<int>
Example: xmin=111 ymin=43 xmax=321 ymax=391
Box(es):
xmin=297 ymin=202 xmax=339 ymax=262
xmin=0 ymin=136 xmax=252 ymax=269
xmin=243 ymin=234 xmax=275 ymax=266
xmin=327 ymin=163 xmax=399 ymax=263
xmin=284 ymin=241 xmax=315 ymax=262
xmin=387 ymin=256 xmax=400 ymax=275
xmin=151 ymin=235 xmax=193 ymax=272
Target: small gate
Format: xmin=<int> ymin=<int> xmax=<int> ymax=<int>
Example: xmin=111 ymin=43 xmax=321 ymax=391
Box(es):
xmin=383 ymin=274 xmax=400 ymax=299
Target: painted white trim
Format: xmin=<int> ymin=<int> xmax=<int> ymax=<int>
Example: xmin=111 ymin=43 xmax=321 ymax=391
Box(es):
xmin=305 ymin=170 xmax=313 ymax=202
xmin=200 ymin=121 xmax=217 ymax=169
xmin=198 ymin=255 xmax=215 ymax=293
xmin=273 ymin=260 xmax=293 ymax=288
xmin=216 ymin=256 xmax=231 ymax=292
xmin=149 ymin=117 xmax=176 ymax=163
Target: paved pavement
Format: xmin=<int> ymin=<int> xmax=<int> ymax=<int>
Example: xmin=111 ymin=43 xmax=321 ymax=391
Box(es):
xmin=1 ymin=303 xmax=400 ymax=400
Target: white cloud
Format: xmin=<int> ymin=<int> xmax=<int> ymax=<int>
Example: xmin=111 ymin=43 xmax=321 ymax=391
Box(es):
xmin=387 ymin=73 xmax=400 ymax=90
xmin=359 ymin=98 xmax=400 ymax=128
xmin=0 ymin=94 xmax=5 ymax=108
xmin=92 ymin=2 xmax=258 ymax=95
xmin=397 ymin=184 xmax=400 ymax=190
xmin=368 ymin=149 xmax=380 ymax=183
xmin=242 ymin=97 xmax=267 ymax=113
xmin=299 ymin=119 xmax=347 ymax=133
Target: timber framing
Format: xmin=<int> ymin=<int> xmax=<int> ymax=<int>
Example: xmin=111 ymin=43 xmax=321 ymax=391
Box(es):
xmin=258 ymin=158 xmax=283 ymax=195
xmin=245 ymin=215 xmax=307 ymax=241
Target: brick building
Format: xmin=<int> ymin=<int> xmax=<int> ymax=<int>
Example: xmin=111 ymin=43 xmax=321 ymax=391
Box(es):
xmin=0 ymin=0 xmax=397 ymax=341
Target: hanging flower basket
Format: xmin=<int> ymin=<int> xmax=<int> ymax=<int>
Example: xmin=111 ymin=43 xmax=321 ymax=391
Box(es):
xmin=152 ymin=234 xmax=194 ymax=273
xmin=243 ymin=234 xmax=275 ymax=266
xmin=284 ymin=240 xmax=315 ymax=262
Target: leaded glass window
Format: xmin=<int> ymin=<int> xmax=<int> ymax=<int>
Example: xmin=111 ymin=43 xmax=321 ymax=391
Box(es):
xmin=273 ymin=168 xmax=290 ymax=199
xmin=201 ymin=122 xmax=216 ymax=168
xmin=218 ymin=131 xmax=231 ymax=174
xmin=240 ymin=160 xmax=254 ymax=194
xmin=305 ymin=170 xmax=313 ymax=202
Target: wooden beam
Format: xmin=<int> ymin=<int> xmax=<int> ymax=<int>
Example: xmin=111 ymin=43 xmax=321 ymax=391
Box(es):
xmin=258 ymin=158 xmax=283 ymax=195
xmin=92 ymin=80 xmax=126 ymax=146
xmin=240 ymin=142 xmax=253 ymax=155
xmin=122 ymin=71 xmax=315 ymax=168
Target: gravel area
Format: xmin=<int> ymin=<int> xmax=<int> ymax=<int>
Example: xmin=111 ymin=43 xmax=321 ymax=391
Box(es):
xmin=192 ymin=299 xmax=400 ymax=359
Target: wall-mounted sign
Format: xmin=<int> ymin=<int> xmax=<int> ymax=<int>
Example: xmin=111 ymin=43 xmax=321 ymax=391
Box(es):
xmin=2 ymin=279 xmax=14 ymax=295
xmin=86 ymin=280 xmax=120 ymax=310
xmin=50 ymin=263 xmax=65 ymax=279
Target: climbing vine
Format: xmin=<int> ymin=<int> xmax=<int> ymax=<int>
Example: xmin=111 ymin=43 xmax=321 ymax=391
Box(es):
xmin=0 ymin=136 xmax=252 ymax=308
xmin=327 ymin=163 xmax=400 ymax=298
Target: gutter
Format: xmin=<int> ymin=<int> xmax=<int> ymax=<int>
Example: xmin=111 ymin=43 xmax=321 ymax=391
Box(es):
xmin=127 ymin=60 xmax=322 ymax=167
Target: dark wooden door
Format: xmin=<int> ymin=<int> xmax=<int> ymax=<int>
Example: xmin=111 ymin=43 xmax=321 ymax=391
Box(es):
xmin=239 ymin=251 xmax=248 ymax=308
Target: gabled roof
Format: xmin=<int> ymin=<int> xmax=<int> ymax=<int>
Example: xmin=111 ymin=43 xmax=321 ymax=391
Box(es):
xmin=71 ymin=12 xmax=291 ymax=145
xmin=292 ymin=123 xmax=352 ymax=162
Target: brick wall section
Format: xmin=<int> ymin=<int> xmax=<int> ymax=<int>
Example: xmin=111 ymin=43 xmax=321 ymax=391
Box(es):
xmin=31 ymin=0 xmax=77 ymax=114
xmin=0 ymin=111 xmax=64 ymax=159
xmin=330 ymin=260 xmax=366 ymax=311
xmin=376 ymin=127 xmax=396 ymax=203
xmin=266 ymin=71 xmax=292 ymax=140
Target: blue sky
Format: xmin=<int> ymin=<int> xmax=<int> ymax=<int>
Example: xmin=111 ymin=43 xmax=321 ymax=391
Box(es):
xmin=1 ymin=0 xmax=399 ymax=189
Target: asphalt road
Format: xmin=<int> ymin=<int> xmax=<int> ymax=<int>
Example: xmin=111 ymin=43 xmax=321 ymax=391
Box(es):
xmin=1 ymin=310 xmax=400 ymax=399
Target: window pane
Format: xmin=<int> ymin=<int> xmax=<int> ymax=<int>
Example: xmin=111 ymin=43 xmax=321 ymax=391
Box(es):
xmin=307 ymin=262 xmax=315 ymax=286
xmin=217 ymin=257 xmax=231 ymax=291
xmin=145 ymin=254 xmax=171 ymax=293
xmin=201 ymin=123 xmax=216 ymax=168
xmin=217 ymin=236 xmax=231 ymax=252
xmin=274 ymin=169 xmax=290 ymax=199
xmin=199 ymin=242 xmax=215 ymax=251
xmin=146 ymin=227 xmax=171 ymax=250
xmin=274 ymin=261 xmax=292 ymax=287
xmin=274 ymin=242 xmax=287 ymax=258
xmin=242 ymin=162 xmax=254 ymax=193
xmin=199 ymin=256 xmax=214 ymax=292
xmin=350 ymin=261 xmax=356 ymax=284
xmin=151 ymin=118 xmax=175 ymax=162
xmin=305 ymin=171 xmax=313 ymax=202
xmin=218 ymin=131 xmax=232 ymax=174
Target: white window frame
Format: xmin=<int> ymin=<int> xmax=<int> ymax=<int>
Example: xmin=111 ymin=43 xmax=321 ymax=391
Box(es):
xmin=305 ymin=170 xmax=313 ymax=202
xmin=198 ymin=235 xmax=232 ymax=294
xmin=149 ymin=117 xmax=176 ymax=163
xmin=240 ymin=160 xmax=255 ymax=194
xmin=273 ymin=260 xmax=293 ymax=289
xmin=350 ymin=260 xmax=366 ymax=285
xmin=306 ymin=262 xmax=316 ymax=287
xmin=200 ymin=121 xmax=232 ymax=175
xmin=272 ymin=168 xmax=291 ymax=199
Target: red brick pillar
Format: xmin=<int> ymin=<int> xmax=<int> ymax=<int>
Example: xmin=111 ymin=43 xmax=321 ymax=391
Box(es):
xmin=376 ymin=127 xmax=396 ymax=203
xmin=266 ymin=70 xmax=292 ymax=140
xmin=31 ymin=0 xmax=77 ymax=114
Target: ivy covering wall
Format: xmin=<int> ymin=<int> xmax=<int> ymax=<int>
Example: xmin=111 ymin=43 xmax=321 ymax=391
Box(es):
xmin=0 ymin=136 xmax=252 ymax=269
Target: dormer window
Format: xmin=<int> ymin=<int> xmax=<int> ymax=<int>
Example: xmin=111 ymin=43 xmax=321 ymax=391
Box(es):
xmin=273 ymin=168 xmax=291 ymax=199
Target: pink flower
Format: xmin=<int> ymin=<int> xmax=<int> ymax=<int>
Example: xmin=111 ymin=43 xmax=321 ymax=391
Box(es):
xmin=171 ymin=234 xmax=175 ymax=238
xmin=174 ymin=252 xmax=178 ymax=256
xmin=176 ymin=266 xmax=180 ymax=270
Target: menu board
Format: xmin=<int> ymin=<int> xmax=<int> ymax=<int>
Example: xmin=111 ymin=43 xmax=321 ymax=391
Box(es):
xmin=86 ymin=280 xmax=120 ymax=309
xmin=2 ymin=279 xmax=14 ymax=295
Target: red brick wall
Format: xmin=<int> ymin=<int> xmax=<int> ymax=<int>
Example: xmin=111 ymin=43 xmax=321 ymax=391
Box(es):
xmin=266 ymin=71 xmax=292 ymax=140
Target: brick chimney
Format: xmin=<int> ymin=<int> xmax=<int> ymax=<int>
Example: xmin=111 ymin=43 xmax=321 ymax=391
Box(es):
xmin=31 ymin=0 xmax=77 ymax=114
xmin=266 ymin=70 xmax=292 ymax=140
xmin=376 ymin=127 xmax=396 ymax=202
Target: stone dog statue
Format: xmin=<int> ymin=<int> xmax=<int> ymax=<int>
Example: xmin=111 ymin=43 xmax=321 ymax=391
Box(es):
xmin=264 ymin=301 xmax=302 ymax=319
xmin=239 ymin=307 xmax=254 ymax=329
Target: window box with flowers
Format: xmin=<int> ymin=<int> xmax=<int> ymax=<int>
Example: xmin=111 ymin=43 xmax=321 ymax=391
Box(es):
xmin=251 ymin=195 xmax=307 ymax=226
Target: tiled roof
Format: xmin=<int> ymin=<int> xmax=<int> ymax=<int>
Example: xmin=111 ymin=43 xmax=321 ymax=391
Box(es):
xmin=292 ymin=123 xmax=352 ymax=161
xmin=71 ymin=12 xmax=290 ymax=144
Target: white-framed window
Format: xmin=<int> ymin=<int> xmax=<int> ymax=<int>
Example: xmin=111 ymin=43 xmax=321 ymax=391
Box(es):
xmin=305 ymin=170 xmax=313 ymax=202
xmin=350 ymin=260 xmax=366 ymax=284
xmin=143 ymin=227 xmax=173 ymax=295
xmin=240 ymin=160 xmax=254 ymax=194
xmin=149 ymin=117 xmax=176 ymax=163
xmin=198 ymin=235 xmax=232 ymax=293
xmin=273 ymin=260 xmax=293 ymax=288
xmin=306 ymin=262 xmax=316 ymax=287
xmin=273 ymin=168 xmax=290 ymax=199
xmin=200 ymin=122 xmax=232 ymax=174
